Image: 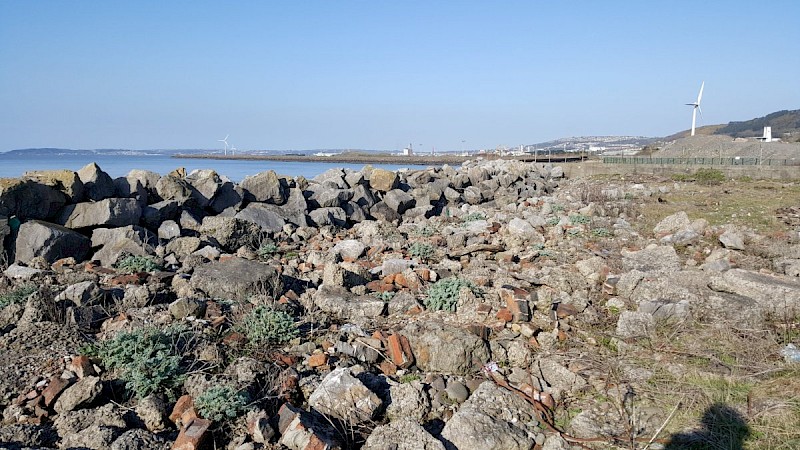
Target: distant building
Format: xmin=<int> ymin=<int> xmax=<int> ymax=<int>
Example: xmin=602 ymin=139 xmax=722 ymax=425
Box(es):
xmin=755 ymin=126 xmax=774 ymax=143
xmin=402 ymin=144 xmax=413 ymax=156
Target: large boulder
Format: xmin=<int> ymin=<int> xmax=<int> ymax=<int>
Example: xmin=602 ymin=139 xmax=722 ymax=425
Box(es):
xmin=241 ymin=170 xmax=287 ymax=205
xmin=363 ymin=418 xmax=444 ymax=450
xmin=402 ymin=321 xmax=489 ymax=375
xmin=125 ymin=169 xmax=161 ymax=203
xmin=142 ymin=200 xmax=180 ymax=229
xmin=185 ymin=169 xmax=223 ymax=209
xmin=24 ymin=169 xmax=84 ymax=203
xmin=313 ymin=285 xmax=385 ymax=320
xmin=0 ymin=178 xmax=68 ymax=220
xmin=77 ymin=163 xmax=116 ymax=201
xmin=709 ymin=268 xmax=800 ymax=315
xmin=235 ymin=203 xmax=286 ymax=233
xmin=209 ymin=181 xmax=243 ymax=214
xmin=307 ymin=367 xmax=383 ymax=424
xmin=198 ymin=216 xmax=260 ymax=252
xmin=621 ymin=245 xmax=681 ymax=273
xmin=155 ymin=175 xmax=193 ymax=204
xmin=384 ymin=189 xmax=415 ymax=214
xmin=190 ymin=257 xmax=281 ymax=300
xmin=15 ymin=220 xmax=91 ymax=264
xmin=309 ymin=207 xmax=346 ymax=227
xmin=113 ymin=176 xmax=148 ymax=208
xmin=369 ymin=169 xmax=399 ymax=192
xmin=90 ymin=226 xmax=156 ymax=267
xmin=441 ymin=381 xmax=538 ymax=450
xmin=314 ymin=187 xmax=353 ymax=208
xmin=57 ymin=198 xmax=142 ymax=229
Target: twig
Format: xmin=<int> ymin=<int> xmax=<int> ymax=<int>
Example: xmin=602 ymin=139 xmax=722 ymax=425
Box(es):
xmin=642 ymin=397 xmax=682 ymax=450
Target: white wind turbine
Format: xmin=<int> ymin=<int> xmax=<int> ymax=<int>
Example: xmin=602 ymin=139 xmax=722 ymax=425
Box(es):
xmin=685 ymin=82 xmax=704 ymax=136
xmin=218 ymin=134 xmax=229 ymax=155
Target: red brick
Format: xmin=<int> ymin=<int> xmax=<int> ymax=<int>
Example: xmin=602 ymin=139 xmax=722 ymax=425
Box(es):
xmin=41 ymin=377 xmax=71 ymax=407
xmin=379 ymin=360 xmax=397 ymax=376
xmin=169 ymin=395 xmax=196 ymax=427
xmin=496 ymin=308 xmax=513 ymax=323
xmin=172 ymin=417 xmax=211 ymax=450
xmin=307 ymin=353 xmax=328 ymax=368
xmin=68 ymin=355 xmax=96 ymax=379
xmin=386 ymin=334 xmax=414 ymax=369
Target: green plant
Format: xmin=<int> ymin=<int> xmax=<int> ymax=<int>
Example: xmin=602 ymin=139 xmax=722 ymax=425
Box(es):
xmin=373 ymin=291 xmax=395 ymax=302
xmin=461 ymin=212 xmax=486 ymax=223
xmin=257 ymin=242 xmax=279 ymax=260
xmin=238 ymin=306 xmax=298 ymax=345
xmin=409 ymin=242 xmax=434 ymax=261
xmin=424 ymin=277 xmax=482 ymax=312
xmin=195 ymin=385 xmax=248 ymax=422
xmin=399 ymin=373 xmax=420 ymax=383
xmin=0 ymin=285 xmax=36 ymax=309
xmin=115 ymin=254 xmax=161 ymax=274
xmin=551 ymin=204 xmax=565 ymax=212
xmin=695 ymin=168 xmax=726 ymax=185
xmin=94 ymin=326 xmax=186 ymax=400
xmin=569 ymin=214 xmax=591 ymax=224
xmin=411 ymin=225 xmax=437 ymax=237
xmin=591 ymin=227 xmax=613 ymax=238
xmin=546 ymin=217 xmax=560 ymax=226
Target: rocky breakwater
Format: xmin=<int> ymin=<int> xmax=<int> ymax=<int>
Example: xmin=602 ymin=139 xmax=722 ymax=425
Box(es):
xmin=0 ymin=161 xmax=798 ymax=449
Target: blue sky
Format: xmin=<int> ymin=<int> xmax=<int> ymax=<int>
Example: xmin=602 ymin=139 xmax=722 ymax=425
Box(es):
xmin=1 ymin=1 xmax=798 ymax=152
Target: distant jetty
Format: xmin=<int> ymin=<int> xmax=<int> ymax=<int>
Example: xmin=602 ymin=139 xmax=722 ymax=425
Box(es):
xmin=173 ymin=152 xmax=587 ymax=165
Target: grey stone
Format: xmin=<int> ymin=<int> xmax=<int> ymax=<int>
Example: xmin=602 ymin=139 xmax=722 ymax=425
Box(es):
xmin=142 ymin=200 xmax=180 ymax=229
xmin=77 ymin=162 xmax=116 ymax=201
xmin=352 ymin=184 xmax=378 ymax=208
xmin=24 ymin=169 xmax=84 ymax=203
xmin=384 ymin=189 xmax=415 ymax=214
xmin=158 ymin=220 xmax=181 ymax=240
xmin=0 ymin=424 xmax=58 ymax=449
xmin=155 ymin=175 xmax=192 ymax=204
xmin=61 ymin=424 xmax=122 ymax=450
xmin=126 ymin=169 xmax=161 ymax=200
xmin=708 ymin=268 xmax=800 ymax=315
xmin=403 ymin=321 xmax=490 ymax=375
xmin=166 ymin=236 xmax=202 ymax=259
xmin=308 ymin=367 xmax=382 ymax=424
xmin=209 ymin=181 xmax=244 ymax=213
xmin=241 ymin=170 xmax=287 ymax=204
xmin=3 ymin=263 xmax=43 ymax=280
xmin=332 ymin=239 xmax=366 ymax=261
xmin=235 ymin=203 xmax=286 ymax=233
xmin=169 ymin=298 xmax=206 ymax=319
xmin=186 ymin=169 xmax=223 ymax=208
xmin=363 ymin=417 xmax=445 ymax=450
xmin=441 ymin=381 xmax=538 ymax=450
xmin=622 ymin=246 xmax=680 ymax=273
xmin=57 ymin=198 xmax=142 ymax=229
xmin=113 ymin=176 xmax=148 ymax=207
xmin=190 ymin=257 xmax=281 ymax=301
xmin=309 ymin=207 xmax=347 ymax=227
xmin=198 ymin=216 xmax=260 ymax=252
xmin=653 ymin=211 xmax=691 ymax=235
xmin=463 ymin=186 xmax=484 ymax=205
xmin=15 ymin=220 xmax=91 ymax=264
xmin=369 ymin=201 xmax=401 ymax=223
xmin=446 ymin=380 xmax=470 ymax=403
xmin=0 ymin=178 xmax=68 ymax=221
xmin=386 ymin=380 xmax=430 ymax=421
xmin=55 ymin=280 xmax=103 ymax=306
xmin=533 ymin=358 xmax=588 ymax=394
xmin=315 ymin=188 xmax=353 ymax=208
xmin=66 ymin=305 xmax=109 ymax=330
xmin=134 ymin=394 xmax=167 ymax=432
xmin=54 ymin=376 xmax=103 ymax=413
xmin=616 ymin=310 xmax=655 ymax=339
xmin=314 ymin=285 xmax=385 ymax=320
xmin=719 ymin=230 xmax=745 ymax=250
xmin=639 ymin=299 xmax=692 ymax=322
xmin=111 ymin=428 xmax=170 ymax=450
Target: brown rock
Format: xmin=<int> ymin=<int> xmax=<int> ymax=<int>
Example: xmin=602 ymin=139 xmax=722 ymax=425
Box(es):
xmin=496 ymin=308 xmax=513 ymax=323
xmin=169 ymin=395 xmax=196 ymax=428
xmin=386 ymin=334 xmax=414 ymax=369
xmin=308 ymin=353 xmax=328 ymax=368
xmin=68 ymin=355 xmax=96 ymax=379
xmin=172 ymin=417 xmax=212 ymax=450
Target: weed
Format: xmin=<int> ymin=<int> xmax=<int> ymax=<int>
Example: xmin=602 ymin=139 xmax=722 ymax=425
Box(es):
xmin=591 ymin=227 xmax=613 ymax=238
xmin=237 ymin=306 xmax=298 ymax=345
xmin=695 ymin=168 xmax=726 ymax=185
xmin=115 ymin=254 xmax=161 ymax=274
xmin=399 ymin=373 xmax=420 ymax=383
xmin=424 ymin=277 xmax=482 ymax=312
xmin=569 ymin=214 xmax=591 ymax=225
xmin=461 ymin=212 xmax=486 ymax=223
xmin=411 ymin=225 xmax=437 ymax=237
xmin=195 ymin=384 xmax=248 ymax=422
xmin=551 ymin=203 xmax=565 ymax=213
xmin=93 ymin=326 xmax=187 ymax=400
xmin=257 ymin=242 xmax=279 ymax=260
xmin=409 ymin=242 xmax=434 ymax=261
xmin=546 ymin=217 xmax=560 ymax=226
xmin=373 ymin=291 xmax=395 ymax=302
xmin=0 ymin=284 xmax=36 ymax=309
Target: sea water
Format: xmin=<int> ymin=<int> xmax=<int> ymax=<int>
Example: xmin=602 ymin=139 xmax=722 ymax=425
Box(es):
xmin=0 ymin=153 xmax=439 ymax=181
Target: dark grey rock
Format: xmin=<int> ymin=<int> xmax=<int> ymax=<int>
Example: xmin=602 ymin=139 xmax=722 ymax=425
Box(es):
xmin=15 ymin=220 xmax=91 ymax=264
xmin=241 ymin=170 xmax=287 ymax=204
xmin=142 ymin=200 xmax=180 ymax=229
xmin=0 ymin=178 xmax=68 ymax=221
xmin=54 ymin=376 xmax=103 ymax=413
xmin=190 ymin=257 xmax=281 ymax=300
xmin=235 ymin=203 xmax=286 ymax=233
xmin=402 ymin=321 xmax=489 ymax=375
xmin=198 ymin=216 xmax=260 ymax=252
xmin=57 ymin=198 xmax=142 ymax=229
xmin=384 ymin=189 xmax=415 ymax=214
xmin=77 ymin=162 xmax=116 ymax=201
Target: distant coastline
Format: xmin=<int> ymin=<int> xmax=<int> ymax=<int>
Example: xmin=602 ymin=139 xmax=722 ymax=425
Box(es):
xmin=172 ymin=153 xmax=587 ymax=164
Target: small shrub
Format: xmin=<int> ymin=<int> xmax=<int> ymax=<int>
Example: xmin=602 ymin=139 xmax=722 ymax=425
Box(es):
xmin=409 ymin=242 xmax=434 ymax=261
xmin=569 ymin=214 xmax=591 ymax=225
xmin=0 ymin=285 xmax=36 ymax=309
xmin=399 ymin=373 xmax=420 ymax=383
xmin=695 ymin=168 xmax=726 ymax=185
xmin=424 ymin=277 xmax=482 ymax=312
xmin=551 ymin=204 xmax=565 ymax=212
xmin=546 ymin=217 xmax=560 ymax=226
xmin=94 ymin=326 xmax=186 ymax=400
xmin=257 ymin=242 xmax=279 ymax=260
xmin=591 ymin=227 xmax=613 ymax=238
xmin=116 ymin=255 xmax=161 ymax=274
xmin=411 ymin=225 xmax=437 ymax=237
xmin=238 ymin=306 xmax=298 ymax=345
xmin=461 ymin=212 xmax=486 ymax=223
xmin=373 ymin=291 xmax=395 ymax=302
xmin=195 ymin=385 xmax=248 ymax=422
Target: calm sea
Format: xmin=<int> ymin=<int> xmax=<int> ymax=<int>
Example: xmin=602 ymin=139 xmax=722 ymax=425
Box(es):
xmin=0 ymin=153 xmax=439 ymax=182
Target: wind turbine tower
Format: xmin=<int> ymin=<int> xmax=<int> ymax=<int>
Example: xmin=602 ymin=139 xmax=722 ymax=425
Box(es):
xmin=218 ymin=134 xmax=229 ymax=156
xmin=685 ymin=82 xmax=704 ymax=137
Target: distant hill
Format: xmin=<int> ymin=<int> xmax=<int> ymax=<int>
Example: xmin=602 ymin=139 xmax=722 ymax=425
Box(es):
xmin=664 ymin=109 xmax=800 ymax=142
xmin=713 ymin=109 xmax=800 ymax=141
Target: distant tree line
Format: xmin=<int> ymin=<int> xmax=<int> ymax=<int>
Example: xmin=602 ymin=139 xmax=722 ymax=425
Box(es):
xmin=714 ymin=109 xmax=800 ymax=138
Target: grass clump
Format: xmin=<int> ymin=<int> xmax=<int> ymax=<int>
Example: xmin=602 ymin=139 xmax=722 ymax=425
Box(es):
xmin=409 ymin=242 xmax=434 ymax=261
xmin=92 ymin=326 xmax=186 ymax=400
xmin=373 ymin=291 xmax=395 ymax=302
xmin=195 ymin=385 xmax=248 ymax=422
xmin=115 ymin=254 xmax=161 ymax=274
xmin=424 ymin=277 xmax=482 ymax=312
xmin=0 ymin=285 xmax=36 ymax=309
xmin=238 ymin=306 xmax=298 ymax=345
xmin=695 ymin=168 xmax=726 ymax=185
xmin=461 ymin=212 xmax=486 ymax=223
xmin=569 ymin=214 xmax=591 ymax=225
xmin=411 ymin=224 xmax=437 ymax=237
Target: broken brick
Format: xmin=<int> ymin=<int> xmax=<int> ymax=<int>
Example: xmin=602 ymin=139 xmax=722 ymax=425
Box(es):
xmin=172 ymin=417 xmax=211 ymax=450
xmin=41 ymin=377 xmax=72 ymax=407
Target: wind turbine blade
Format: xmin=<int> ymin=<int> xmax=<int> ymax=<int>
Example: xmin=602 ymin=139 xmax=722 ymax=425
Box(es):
xmin=697 ymin=81 xmax=704 ymax=104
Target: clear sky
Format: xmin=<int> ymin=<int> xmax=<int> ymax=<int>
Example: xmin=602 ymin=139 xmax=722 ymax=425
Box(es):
xmin=1 ymin=1 xmax=798 ymax=152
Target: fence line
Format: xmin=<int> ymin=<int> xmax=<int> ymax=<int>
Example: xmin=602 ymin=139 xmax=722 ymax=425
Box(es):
xmin=602 ymin=157 xmax=800 ymax=166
